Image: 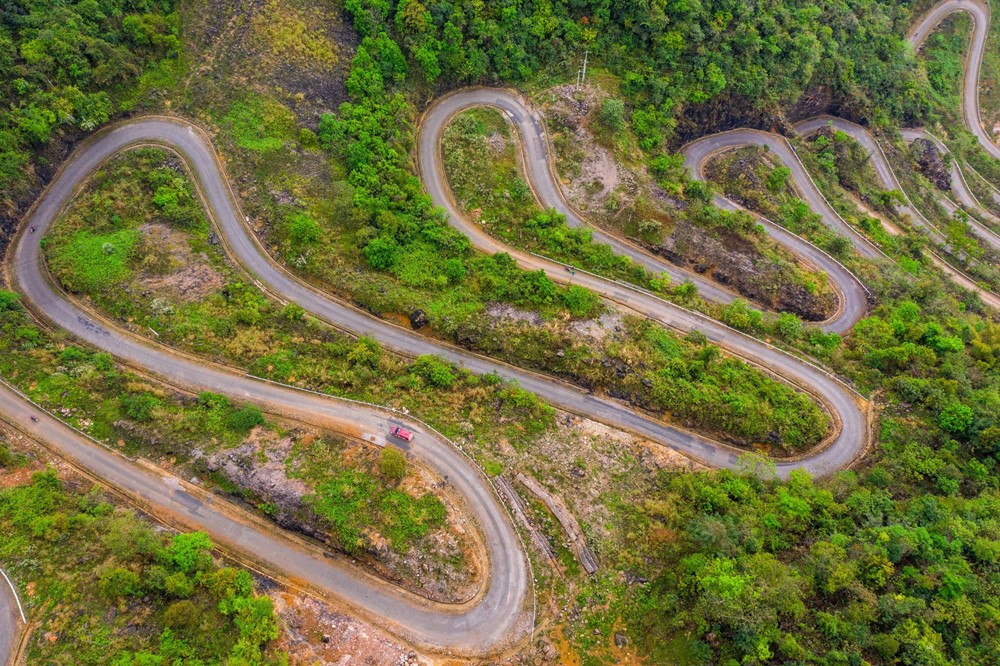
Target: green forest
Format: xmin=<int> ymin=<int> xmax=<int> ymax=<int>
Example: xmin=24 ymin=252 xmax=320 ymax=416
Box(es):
xmin=0 ymin=0 xmax=181 ymax=214
xmin=4 ymin=0 xmax=1000 ymax=663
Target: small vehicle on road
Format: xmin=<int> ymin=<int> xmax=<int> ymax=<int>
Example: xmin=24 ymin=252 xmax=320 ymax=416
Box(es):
xmin=30 ymin=415 xmax=38 ymax=422
xmin=390 ymin=426 xmax=413 ymax=442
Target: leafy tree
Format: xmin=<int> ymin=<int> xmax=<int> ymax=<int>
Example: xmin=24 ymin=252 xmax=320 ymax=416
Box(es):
xmin=767 ymin=166 xmax=791 ymax=192
xmin=168 ymin=532 xmax=214 ymax=574
xmin=122 ymin=393 xmax=161 ymax=422
xmin=226 ymin=405 xmax=265 ymax=433
xmin=412 ymin=354 xmax=456 ymax=387
xmin=363 ymin=235 xmax=400 ymax=270
xmin=380 ymin=447 xmax=407 ymax=483
xmin=99 ymin=567 xmax=143 ymax=600
xmin=939 ymin=403 xmax=974 ymax=438
xmin=562 ymin=285 xmax=600 ymax=318
xmin=598 ymin=98 xmax=625 ymax=134
xmin=163 ymin=600 xmax=201 ymax=633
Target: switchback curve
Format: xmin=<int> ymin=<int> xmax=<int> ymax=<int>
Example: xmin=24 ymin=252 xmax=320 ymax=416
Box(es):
xmin=909 ymin=0 xmax=999 ymax=160
xmin=418 ymin=90 xmax=869 ymax=477
xmin=7 ymin=121 xmax=531 ymax=657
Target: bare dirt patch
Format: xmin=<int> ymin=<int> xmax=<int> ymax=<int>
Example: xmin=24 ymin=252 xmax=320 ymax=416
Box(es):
xmin=486 ymin=131 xmax=508 ymax=153
xmin=543 ymin=84 xmax=630 ymax=211
xmin=136 ymin=223 xmax=224 ymax=302
xmin=180 ymin=0 xmax=356 ymax=126
xmin=567 ymin=311 xmax=625 ymax=345
xmin=484 ymin=302 xmax=544 ymax=327
xmin=271 ymin=592 xmax=427 ymax=665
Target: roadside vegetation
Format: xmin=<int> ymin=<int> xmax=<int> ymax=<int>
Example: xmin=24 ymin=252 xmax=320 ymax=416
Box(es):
xmin=577 ymin=145 xmax=1000 ymax=664
xmin=0 ymin=286 xmax=471 ymax=601
xmin=534 ymin=82 xmax=843 ymax=325
xmin=441 ymin=107 xmax=668 ymax=293
xmin=0 ymin=449 xmax=283 ymax=664
xmin=44 ymin=148 xmax=830 ymax=453
xmin=979 ymin=0 xmax=1000 ymax=162
xmin=9 ymin=0 xmax=1000 ymax=662
xmin=911 ymin=3 xmax=1000 ymax=216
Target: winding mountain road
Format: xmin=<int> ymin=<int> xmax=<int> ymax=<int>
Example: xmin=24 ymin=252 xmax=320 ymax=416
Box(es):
xmin=418 ymin=92 xmax=869 ymax=479
xmin=1 ymin=0 xmax=995 ymax=655
xmin=900 ymin=127 xmax=1000 ymax=246
xmin=0 ymin=350 xmax=529 ymax=654
xmin=3 ymin=110 xmax=865 ymax=656
xmin=909 ymin=0 xmax=999 ymax=161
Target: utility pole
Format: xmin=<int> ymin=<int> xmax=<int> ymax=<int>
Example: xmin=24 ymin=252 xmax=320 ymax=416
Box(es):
xmin=575 ymin=50 xmax=589 ymax=91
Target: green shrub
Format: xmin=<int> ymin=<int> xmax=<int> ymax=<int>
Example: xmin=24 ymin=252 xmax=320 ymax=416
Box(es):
xmin=287 ymin=212 xmax=321 ymax=247
xmin=412 ymin=355 xmax=456 ymax=388
xmin=226 ymin=405 xmax=265 ymax=433
xmin=563 ymin=284 xmax=600 ymax=318
xmin=48 ymin=229 xmax=140 ymax=292
xmin=165 ymin=571 xmax=195 ymax=598
xmin=122 ymin=393 xmax=161 ymax=422
xmin=380 ymin=447 xmax=407 ymax=482
xmin=223 ymin=95 xmax=296 ymax=152
xmin=163 ymin=600 xmax=201 ymax=632
xmin=363 ymin=235 xmax=399 ymax=270
xmin=99 ymin=566 xmax=143 ymax=600
xmin=939 ymin=403 xmax=974 ymax=438
xmin=598 ymin=97 xmax=626 ymax=133
xmin=169 ymin=532 xmax=214 ymax=574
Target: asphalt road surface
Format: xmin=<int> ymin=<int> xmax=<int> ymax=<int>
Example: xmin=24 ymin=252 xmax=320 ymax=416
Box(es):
xmin=909 ymin=0 xmax=1000 ymax=161
xmin=0 ymin=567 xmax=21 ymax=666
xmin=418 ymin=91 xmax=869 ymax=477
xmin=4 ymin=110 xmax=869 ymax=654
xmin=0 ymin=378 xmax=528 ymax=655
xmin=3 ymin=0 xmax=993 ymax=653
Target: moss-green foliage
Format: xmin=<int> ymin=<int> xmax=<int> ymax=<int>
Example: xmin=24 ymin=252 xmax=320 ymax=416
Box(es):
xmin=291 ymin=440 xmax=445 ymax=554
xmin=0 ymin=470 xmax=281 ymax=664
xmin=440 ymin=108 xmax=664 ymax=291
xmin=570 ymin=263 xmax=1000 ymax=663
xmin=347 ymin=0 xmax=931 ymax=131
xmin=0 ymin=290 xmax=275 ymax=453
xmin=222 ymin=94 xmax=298 ymax=153
xmin=46 ymin=229 xmax=140 ymax=292
xmin=379 ymin=446 xmax=407 ymax=481
xmin=921 ymin=14 xmax=970 ymax=111
xmin=0 ymin=0 xmax=180 ymax=211
xmin=638 ymin=321 xmax=827 ymax=450
xmin=43 ymin=148 xmax=210 ymax=305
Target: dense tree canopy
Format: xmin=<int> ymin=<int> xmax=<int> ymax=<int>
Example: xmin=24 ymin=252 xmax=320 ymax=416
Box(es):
xmin=346 ymin=0 xmax=931 ymax=138
xmin=0 ymin=0 xmax=179 ymax=211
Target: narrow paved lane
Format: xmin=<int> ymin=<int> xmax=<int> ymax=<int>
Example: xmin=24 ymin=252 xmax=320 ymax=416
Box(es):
xmin=900 ymin=127 xmax=1000 ymax=246
xmin=0 ymin=377 xmax=527 ymax=655
xmin=12 ymin=118 xmax=870 ymax=478
xmin=9 ymin=1 xmax=992 ymax=651
xmin=418 ymin=94 xmax=870 ymax=477
xmin=0 ymin=566 xmax=22 ymax=666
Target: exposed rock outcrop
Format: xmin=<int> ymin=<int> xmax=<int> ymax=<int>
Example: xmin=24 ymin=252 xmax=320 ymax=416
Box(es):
xmin=653 ymin=219 xmax=837 ymax=321
xmin=913 ymin=138 xmax=952 ymax=192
